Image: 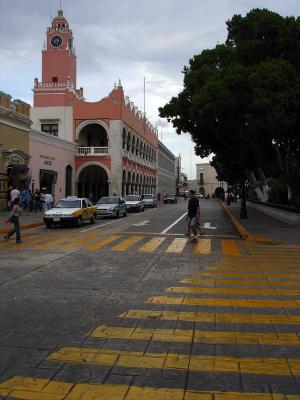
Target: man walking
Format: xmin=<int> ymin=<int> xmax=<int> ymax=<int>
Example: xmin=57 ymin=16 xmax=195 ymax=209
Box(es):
xmin=187 ymin=190 xmax=201 ymax=243
xmin=4 ymin=198 xmax=22 ymax=243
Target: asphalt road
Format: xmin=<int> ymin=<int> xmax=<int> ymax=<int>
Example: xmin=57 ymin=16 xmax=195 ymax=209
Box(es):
xmin=1 ymin=199 xmax=300 ymax=399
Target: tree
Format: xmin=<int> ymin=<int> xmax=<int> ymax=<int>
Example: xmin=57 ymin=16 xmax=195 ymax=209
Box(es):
xmin=159 ymin=9 xmax=300 ymax=205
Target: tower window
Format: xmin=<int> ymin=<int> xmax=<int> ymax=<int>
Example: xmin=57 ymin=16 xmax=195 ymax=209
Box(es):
xmin=41 ymin=124 xmax=58 ymax=136
xmin=52 ymin=77 xmax=58 ymax=83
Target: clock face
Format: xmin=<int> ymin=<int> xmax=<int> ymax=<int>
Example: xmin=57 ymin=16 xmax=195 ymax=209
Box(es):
xmin=51 ymin=35 xmax=62 ymax=48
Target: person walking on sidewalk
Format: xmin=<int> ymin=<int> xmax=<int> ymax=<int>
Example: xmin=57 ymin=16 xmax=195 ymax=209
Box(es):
xmin=188 ymin=190 xmax=201 ymax=243
xmin=4 ymin=198 xmax=22 ymax=243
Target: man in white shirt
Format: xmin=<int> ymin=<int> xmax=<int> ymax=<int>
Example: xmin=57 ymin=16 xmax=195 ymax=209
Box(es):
xmin=44 ymin=192 xmax=53 ymax=211
xmin=10 ymin=186 xmax=20 ymax=207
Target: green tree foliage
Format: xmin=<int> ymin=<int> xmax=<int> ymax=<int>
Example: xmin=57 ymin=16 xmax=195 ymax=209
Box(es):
xmin=159 ymin=9 xmax=300 ymax=204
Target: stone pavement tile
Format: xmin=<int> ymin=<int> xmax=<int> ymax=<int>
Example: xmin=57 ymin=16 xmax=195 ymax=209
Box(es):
xmin=132 ymin=369 xmax=187 ymax=389
xmin=266 ymin=384 xmax=300 ymax=395
xmin=103 ymin=373 xmax=134 ymax=386
xmin=54 ymin=363 xmax=110 ymax=383
xmin=186 ymin=371 xmax=240 ymax=392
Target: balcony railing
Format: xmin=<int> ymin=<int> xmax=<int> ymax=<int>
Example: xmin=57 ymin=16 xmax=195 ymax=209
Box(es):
xmin=76 ymin=147 xmax=109 ymax=156
xmin=122 ymin=150 xmax=155 ymax=169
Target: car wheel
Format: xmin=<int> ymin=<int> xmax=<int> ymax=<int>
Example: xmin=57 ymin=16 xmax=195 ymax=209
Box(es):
xmin=90 ymin=214 xmax=96 ymax=224
xmin=115 ymin=210 xmax=120 ymax=219
xmin=142 ymin=206 xmax=145 ymax=211
xmin=138 ymin=206 xmax=142 ymax=212
xmin=76 ymin=217 xmax=82 ymax=227
xmin=123 ymin=209 xmax=127 ymax=217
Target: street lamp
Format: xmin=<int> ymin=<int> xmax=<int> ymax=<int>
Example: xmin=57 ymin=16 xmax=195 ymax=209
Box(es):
xmin=240 ymin=121 xmax=248 ymax=219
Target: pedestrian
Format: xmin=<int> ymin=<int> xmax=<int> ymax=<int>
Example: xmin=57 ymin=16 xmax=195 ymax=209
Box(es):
xmin=44 ymin=192 xmax=53 ymax=211
xmin=4 ymin=198 xmax=23 ymax=243
xmin=187 ymin=189 xmax=201 ymax=243
xmin=10 ymin=186 xmax=20 ymax=209
xmin=21 ymin=188 xmax=30 ymax=215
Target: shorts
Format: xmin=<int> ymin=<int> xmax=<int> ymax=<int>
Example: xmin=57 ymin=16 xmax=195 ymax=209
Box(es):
xmin=189 ymin=217 xmax=199 ymax=227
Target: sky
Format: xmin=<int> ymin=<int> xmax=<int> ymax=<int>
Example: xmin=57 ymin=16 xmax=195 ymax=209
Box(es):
xmin=0 ymin=0 xmax=299 ymax=179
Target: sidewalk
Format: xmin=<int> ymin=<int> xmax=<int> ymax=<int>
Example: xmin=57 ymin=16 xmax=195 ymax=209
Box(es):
xmin=0 ymin=211 xmax=44 ymax=234
xmin=220 ymin=200 xmax=300 ymax=245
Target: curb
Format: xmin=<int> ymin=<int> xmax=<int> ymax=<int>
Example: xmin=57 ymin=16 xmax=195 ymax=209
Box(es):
xmin=218 ymin=200 xmax=273 ymax=243
xmin=0 ymin=222 xmax=44 ymax=235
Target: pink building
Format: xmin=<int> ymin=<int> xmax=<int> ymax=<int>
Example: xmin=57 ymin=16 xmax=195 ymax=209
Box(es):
xmin=30 ymin=9 xmax=158 ymax=202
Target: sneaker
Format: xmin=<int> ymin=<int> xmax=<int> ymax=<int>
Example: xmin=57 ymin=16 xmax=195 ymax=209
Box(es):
xmin=3 ymin=235 xmax=8 ymax=241
xmin=191 ymin=238 xmax=198 ymax=243
xmin=16 ymin=240 xmax=23 ymax=244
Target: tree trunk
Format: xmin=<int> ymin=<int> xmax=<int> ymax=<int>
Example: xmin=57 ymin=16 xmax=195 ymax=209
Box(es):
xmin=248 ymin=171 xmax=265 ymax=202
xmin=256 ymin=168 xmax=269 ymax=202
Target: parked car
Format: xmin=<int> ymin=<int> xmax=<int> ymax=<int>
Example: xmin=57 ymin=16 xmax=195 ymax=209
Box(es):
xmin=163 ymin=194 xmax=178 ymax=204
xmin=43 ymin=197 xmax=97 ymax=228
xmin=96 ymin=196 xmax=127 ymax=218
xmin=124 ymin=195 xmax=145 ymax=212
xmin=142 ymin=194 xmax=157 ymax=208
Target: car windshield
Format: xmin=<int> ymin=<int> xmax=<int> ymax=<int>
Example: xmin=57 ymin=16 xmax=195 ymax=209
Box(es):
xmin=143 ymin=195 xmax=153 ymax=199
xmin=97 ymin=197 xmax=119 ymax=205
xmin=125 ymin=195 xmax=139 ymax=201
xmin=55 ymin=200 xmax=81 ymax=208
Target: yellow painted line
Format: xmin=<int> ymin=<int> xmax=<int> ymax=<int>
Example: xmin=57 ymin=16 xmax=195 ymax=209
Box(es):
xmin=181 ymin=278 xmax=300 ymax=287
xmin=120 ymin=309 xmax=300 ymax=325
xmin=89 ymin=324 xmax=300 ymax=346
xmin=138 ymin=237 xmax=166 ymax=253
xmin=193 ymin=239 xmax=211 ymax=254
xmin=84 ymin=235 xmax=120 ymax=250
xmin=0 ymin=233 xmax=38 ymax=247
xmin=193 ymin=272 xmax=300 ymax=280
xmin=165 ymin=238 xmax=188 ymax=253
xmin=221 ymin=240 xmax=240 ymax=256
xmin=47 ymin=347 xmax=300 ymax=376
xmin=147 ymin=295 xmax=300 ymax=308
xmin=1 ymin=376 xmax=298 ymax=400
xmin=57 ymin=235 xmax=98 ymax=250
xmin=33 ymin=234 xmax=80 ymax=250
xmin=206 ymin=267 xmax=300 ymax=273
xmin=111 ymin=235 xmax=143 ymax=251
xmin=165 ymin=286 xmax=300 ymax=296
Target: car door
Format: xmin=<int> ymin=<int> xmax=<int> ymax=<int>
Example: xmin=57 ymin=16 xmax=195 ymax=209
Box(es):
xmin=86 ymin=199 xmax=94 ymax=219
xmin=82 ymin=199 xmax=88 ymax=221
xmin=120 ymin=198 xmax=126 ymax=213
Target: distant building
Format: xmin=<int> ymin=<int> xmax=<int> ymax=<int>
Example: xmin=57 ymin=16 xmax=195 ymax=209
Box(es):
xmin=187 ymin=179 xmax=197 ymax=191
xmin=157 ymin=140 xmax=176 ymax=196
xmin=0 ymin=91 xmax=31 ymax=210
xmin=196 ymin=163 xmax=224 ymax=197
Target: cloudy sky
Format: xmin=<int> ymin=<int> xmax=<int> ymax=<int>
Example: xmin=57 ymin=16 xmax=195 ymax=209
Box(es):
xmin=0 ymin=0 xmax=298 ymax=178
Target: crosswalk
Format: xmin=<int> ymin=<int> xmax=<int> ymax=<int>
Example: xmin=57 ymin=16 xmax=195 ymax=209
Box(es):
xmin=0 ymin=232 xmax=212 ymax=254
xmin=1 ymin=240 xmax=300 ymax=398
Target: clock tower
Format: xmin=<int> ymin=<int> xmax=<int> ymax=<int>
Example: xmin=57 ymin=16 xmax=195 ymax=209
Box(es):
xmin=33 ymin=10 xmax=83 ymax=108
xmin=42 ymin=10 xmax=76 ymax=87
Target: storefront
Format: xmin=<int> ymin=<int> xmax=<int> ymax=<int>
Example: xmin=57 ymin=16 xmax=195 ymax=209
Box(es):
xmin=29 ymin=130 xmax=75 ymax=203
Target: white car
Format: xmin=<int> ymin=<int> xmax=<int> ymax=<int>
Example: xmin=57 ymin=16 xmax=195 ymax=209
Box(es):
xmin=96 ymin=196 xmax=127 ymax=218
xmin=43 ymin=197 xmax=97 ymax=228
xmin=124 ymin=195 xmax=145 ymax=212
xmin=142 ymin=194 xmax=157 ymax=208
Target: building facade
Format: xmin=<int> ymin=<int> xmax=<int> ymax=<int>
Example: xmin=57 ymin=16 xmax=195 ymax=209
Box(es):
xmin=196 ymin=163 xmax=222 ymax=197
xmin=30 ymin=10 xmax=158 ymax=202
xmin=0 ymin=92 xmax=31 ymax=210
xmin=157 ymin=140 xmax=176 ymax=196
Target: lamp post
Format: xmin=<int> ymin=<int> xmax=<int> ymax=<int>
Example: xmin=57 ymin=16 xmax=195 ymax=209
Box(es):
xmin=240 ymin=121 xmax=248 ymax=219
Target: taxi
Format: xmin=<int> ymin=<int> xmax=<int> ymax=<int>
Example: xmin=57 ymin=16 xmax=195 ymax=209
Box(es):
xmin=43 ymin=196 xmax=97 ymax=228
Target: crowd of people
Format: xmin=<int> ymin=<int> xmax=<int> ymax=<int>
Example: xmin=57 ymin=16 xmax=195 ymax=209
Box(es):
xmin=8 ymin=186 xmax=53 ymax=213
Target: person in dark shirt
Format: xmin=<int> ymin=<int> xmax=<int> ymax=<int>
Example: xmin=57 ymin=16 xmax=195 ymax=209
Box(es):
xmin=188 ymin=190 xmax=201 ymax=243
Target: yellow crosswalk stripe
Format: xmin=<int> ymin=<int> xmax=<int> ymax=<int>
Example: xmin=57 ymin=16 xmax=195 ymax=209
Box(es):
xmin=89 ymin=324 xmax=300 ymax=346
xmin=193 ymin=239 xmax=211 ymax=254
xmin=111 ymin=235 xmax=144 ymax=251
xmin=221 ymin=240 xmax=240 ymax=256
xmin=47 ymin=347 xmax=300 ymax=376
xmin=165 ymin=285 xmax=300 ymax=296
xmin=84 ymin=234 xmax=120 ymax=250
xmin=1 ymin=376 xmax=298 ymax=400
xmin=119 ymin=309 xmax=300 ymax=325
xmin=147 ymin=295 xmax=300 ymax=308
xmin=181 ymin=278 xmax=300 ymax=287
xmin=138 ymin=237 xmax=166 ymax=253
xmin=165 ymin=238 xmax=188 ymax=253
xmin=33 ymin=233 xmax=84 ymax=251
xmin=207 ymin=266 xmax=300 ymax=272
xmin=193 ymin=271 xmax=300 ymax=280
xmin=58 ymin=234 xmax=98 ymax=250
